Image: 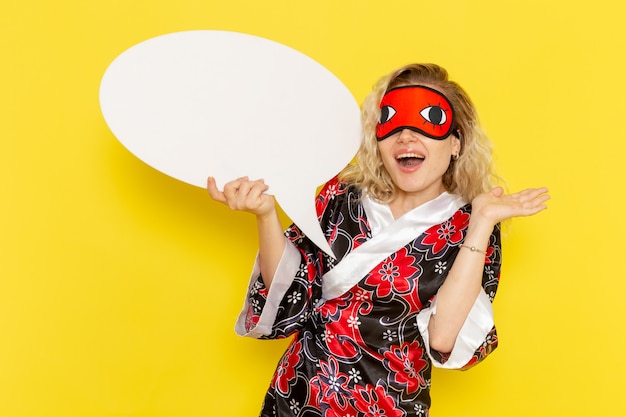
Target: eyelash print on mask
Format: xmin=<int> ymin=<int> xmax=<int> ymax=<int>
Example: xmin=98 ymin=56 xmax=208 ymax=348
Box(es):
xmin=375 ymin=85 xmax=455 ymax=141
xmin=380 ymin=103 xmax=448 ymax=128
xmin=420 ymin=105 xmax=448 ymax=125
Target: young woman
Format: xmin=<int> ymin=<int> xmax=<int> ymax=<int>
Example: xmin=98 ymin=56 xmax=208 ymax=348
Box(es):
xmin=207 ymin=63 xmax=549 ymax=416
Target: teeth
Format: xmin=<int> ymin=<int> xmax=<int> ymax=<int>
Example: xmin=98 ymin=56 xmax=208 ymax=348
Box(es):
xmin=396 ymin=153 xmax=425 ymax=160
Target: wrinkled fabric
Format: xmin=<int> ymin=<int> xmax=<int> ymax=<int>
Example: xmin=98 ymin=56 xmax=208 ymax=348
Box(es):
xmin=236 ymin=177 xmax=501 ymax=417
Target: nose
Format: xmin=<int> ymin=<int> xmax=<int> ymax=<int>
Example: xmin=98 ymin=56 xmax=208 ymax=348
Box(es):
xmin=397 ymin=128 xmax=418 ymax=143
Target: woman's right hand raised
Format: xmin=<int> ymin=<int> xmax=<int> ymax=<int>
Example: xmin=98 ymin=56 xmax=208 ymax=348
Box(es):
xmin=207 ymin=176 xmax=285 ymax=288
xmin=207 ymin=176 xmax=276 ymax=218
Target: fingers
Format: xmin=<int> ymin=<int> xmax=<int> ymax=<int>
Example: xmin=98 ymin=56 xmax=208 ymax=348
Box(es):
xmin=475 ymin=186 xmax=550 ymax=223
xmin=517 ymin=187 xmax=550 ymax=206
xmin=517 ymin=187 xmax=549 ymax=200
xmin=530 ymin=188 xmax=550 ymax=207
xmin=501 ymin=187 xmax=549 ymax=204
xmin=227 ymin=178 xmax=268 ymax=210
xmin=222 ymin=176 xmax=248 ymax=205
xmin=207 ymin=176 xmax=271 ymax=213
xmin=206 ymin=176 xmax=227 ymax=203
xmin=511 ymin=187 xmax=550 ymax=216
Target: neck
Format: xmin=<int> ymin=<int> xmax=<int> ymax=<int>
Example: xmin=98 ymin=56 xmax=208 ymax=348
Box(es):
xmin=388 ymin=188 xmax=446 ymax=219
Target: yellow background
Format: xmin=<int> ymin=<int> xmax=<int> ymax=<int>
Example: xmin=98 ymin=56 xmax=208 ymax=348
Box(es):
xmin=2 ymin=0 xmax=625 ymax=416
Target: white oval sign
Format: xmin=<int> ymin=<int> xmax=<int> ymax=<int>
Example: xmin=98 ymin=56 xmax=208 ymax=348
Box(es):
xmin=99 ymin=31 xmax=362 ymax=256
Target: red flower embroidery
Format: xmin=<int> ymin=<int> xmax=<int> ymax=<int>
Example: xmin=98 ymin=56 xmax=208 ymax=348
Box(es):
xmin=383 ymin=341 xmax=428 ymax=394
xmin=315 ymin=177 xmax=345 ymax=217
xmin=272 ymin=340 xmax=302 ymax=395
xmin=353 ymin=383 xmax=404 ymax=417
xmin=421 ymin=211 xmax=469 ymax=254
xmin=365 ymin=249 xmax=420 ymax=298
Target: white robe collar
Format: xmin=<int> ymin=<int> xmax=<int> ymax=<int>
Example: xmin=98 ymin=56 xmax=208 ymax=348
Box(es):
xmin=320 ymin=191 xmax=466 ymax=303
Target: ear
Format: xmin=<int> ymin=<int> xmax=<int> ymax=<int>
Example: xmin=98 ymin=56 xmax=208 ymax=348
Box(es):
xmin=452 ymin=136 xmax=461 ymax=156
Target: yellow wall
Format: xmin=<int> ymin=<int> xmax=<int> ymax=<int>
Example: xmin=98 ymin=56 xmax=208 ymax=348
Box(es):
xmin=2 ymin=0 xmax=625 ymax=415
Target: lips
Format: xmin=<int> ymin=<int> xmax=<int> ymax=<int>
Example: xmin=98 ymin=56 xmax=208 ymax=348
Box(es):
xmin=395 ymin=152 xmax=425 ymax=168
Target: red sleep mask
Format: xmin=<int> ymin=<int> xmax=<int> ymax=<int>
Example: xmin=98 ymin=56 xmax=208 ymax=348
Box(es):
xmin=376 ymin=85 xmax=455 ymax=141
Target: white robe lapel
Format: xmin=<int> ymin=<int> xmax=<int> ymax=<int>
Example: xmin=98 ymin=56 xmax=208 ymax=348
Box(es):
xmin=320 ymin=192 xmax=466 ymax=303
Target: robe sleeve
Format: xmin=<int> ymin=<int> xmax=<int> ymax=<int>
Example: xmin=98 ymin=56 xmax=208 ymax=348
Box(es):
xmin=234 ymin=179 xmax=345 ymax=339
xmin=416 ymin=223 xmax=502 ymax=370
xmin=234 ymin=239 xmax=305 ymax=339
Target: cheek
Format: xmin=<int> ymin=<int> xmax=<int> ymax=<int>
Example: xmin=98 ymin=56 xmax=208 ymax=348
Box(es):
xmin=431 ymin=157 xmax=452 ymax=177
xmin=379 ymin=155 xmax=395 ymax=176
xmin=377 ymin=142 xmax=393 ymax=166
xmin=430 ymin=145 xmax=454 ymax=172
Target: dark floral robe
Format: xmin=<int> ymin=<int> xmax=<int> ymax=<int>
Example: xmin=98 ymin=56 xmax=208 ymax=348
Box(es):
xmin=236 ymin=177 xmax=501 ymax=417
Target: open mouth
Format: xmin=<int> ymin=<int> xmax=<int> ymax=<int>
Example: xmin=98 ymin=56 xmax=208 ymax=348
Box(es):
xmin=396 ymin=152 xmax=425 ymax=167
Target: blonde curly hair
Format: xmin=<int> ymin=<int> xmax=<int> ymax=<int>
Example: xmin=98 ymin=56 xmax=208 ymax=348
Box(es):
xmin=340 ymin=63 xmax=498 ymax=204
